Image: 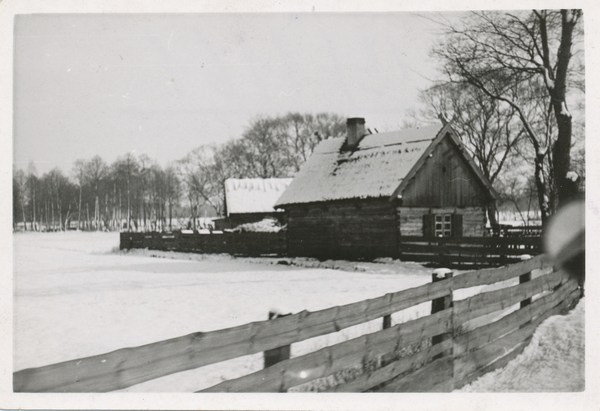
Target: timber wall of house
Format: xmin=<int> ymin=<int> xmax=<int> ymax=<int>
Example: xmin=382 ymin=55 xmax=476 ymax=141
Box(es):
xmin=400 ymin=136 xmax=490 ymax=208
xmin=286 ymin=198 xmax=399 ymax=260
xmin=397 ymin=206 xmax=487 ymax=237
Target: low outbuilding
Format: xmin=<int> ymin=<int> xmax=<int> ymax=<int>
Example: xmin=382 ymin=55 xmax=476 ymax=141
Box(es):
xmin=214 ymin=178 xmax=292 ymax=230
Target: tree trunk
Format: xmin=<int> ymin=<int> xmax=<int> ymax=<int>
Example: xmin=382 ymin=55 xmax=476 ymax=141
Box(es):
xmin=95 ymin=195 xmax=99 ymax=231
xmin=65 ymin=204 xmax=71 ymax=230
xmin=549 ymin=10 xmax=579 ymax=207
xmin=32 ymin=186 xmax=37 ymax=231
xmin=86 ymin=203 xmax=90 ymax=231
xmin=168 ymin=199 xmax=173 ymax=231
xmin=78 ymin=185 xmax=82 ymax=230
xmin=51 ymin=199 xmax=55 ymax=231
xmin=486 ymin=202 xmax=498 ymax=230
xmin=127 ymin=181 xmax=131 ymax=232
xmin=120 ymin=196 xmax=122 ymax=230
xmin=57 ymin=199 xmax=62 ymax=231
xmin=113 ymin=184 xmax=117 ymax=231
xmin=21 ymin=203 xmax=27 ymax=231
xmin=534 ymin=150 xmax=550 ymax=226
xmin=105 ymin=192 xmax=109 ymax=231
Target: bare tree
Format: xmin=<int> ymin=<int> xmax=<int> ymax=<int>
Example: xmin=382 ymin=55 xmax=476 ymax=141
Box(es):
xmin=72 ymin=159 xmax=87 ymax=230
xmin=164 ymin=164 xmax=181 ymax=231
xmin=42 ymin=168 xmax=75 ymax=231
xmin=232 ymin=112 xmax=347 ymax=178
xmin=179 ymin=146 xmax=223 ymax=226
xmin=26 ymin=162 xmax=39 ymax=231
xmin=418 ymin=82 xmax=525 ymax=225
xmin=112 ymin=154 xmax=139 ymax=231
xmin=278 ymin=112 xmax=346 ymax=173
xmin=84 ymin=156 xmax=108 ymax=230
xmin=242 ymin=116 xmax=291 ymax=178
xmin=496 ymin=170 xmax=540 ymax=226
xmin=432 ymin=9 xmax=584 ymax=225
xmin=13 ymin=168 xmax=27 ymax=231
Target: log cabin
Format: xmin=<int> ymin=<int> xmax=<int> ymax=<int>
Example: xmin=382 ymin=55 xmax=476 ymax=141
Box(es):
xmin=214 ymin=178 xmax=292 ymax=230
xmin=274 ymin=118 xmax=498 ymax=260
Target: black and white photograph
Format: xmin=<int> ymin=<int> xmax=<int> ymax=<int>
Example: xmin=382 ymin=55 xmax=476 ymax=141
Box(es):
xmin=2 ymin=1 xmax=597 ymax=410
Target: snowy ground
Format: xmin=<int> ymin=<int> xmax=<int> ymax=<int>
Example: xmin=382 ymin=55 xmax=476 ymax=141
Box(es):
xmin=13 ymin=231 xmax=583 ymax=392
xmin=458 ymin=298 xmax=585 ymax=392
xmin=13 ymin=232 xmax=436 ymax=392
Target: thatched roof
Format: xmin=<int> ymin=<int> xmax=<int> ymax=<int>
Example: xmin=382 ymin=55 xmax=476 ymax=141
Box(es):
xmin=275 ymin=123 xmax=497 ymax=207
xmin=225 ymin=178 xmax=292 ymax=215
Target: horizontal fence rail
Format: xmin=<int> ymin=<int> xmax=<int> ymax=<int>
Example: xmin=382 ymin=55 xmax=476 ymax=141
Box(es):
xmin=14 ymin=254 xmax=581 ymax=393
xmin=399 ymin=236 xmax=542 ymax=267
xmin=489 ymin=224 xmax=543 ymax=238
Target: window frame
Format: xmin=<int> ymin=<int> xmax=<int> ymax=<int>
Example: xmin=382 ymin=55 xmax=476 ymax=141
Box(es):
xmin=435 ymin=214 xmax=452 ymax=238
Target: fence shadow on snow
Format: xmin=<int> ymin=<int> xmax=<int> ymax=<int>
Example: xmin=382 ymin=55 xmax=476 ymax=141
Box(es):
xmin=13 ymin=254 xmax=581 ymax=392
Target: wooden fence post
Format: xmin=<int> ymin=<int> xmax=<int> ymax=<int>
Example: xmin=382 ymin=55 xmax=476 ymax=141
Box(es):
xmin=518 ymin=254 xmax=534 ymax=331
xmin=519 ymin=255 xmax=533 ymax=309
xmin=431 ymin=268 xmax=453 ymax=361
xmin=119 ymin=233 xmax=127 ymax=250
xmin=380 ymin=313 xmax=393 ymax=367
xmin=382 ymin=315 xmax=392 ymax=329
xmin=264 ymin=310 xmax=291 ymax=368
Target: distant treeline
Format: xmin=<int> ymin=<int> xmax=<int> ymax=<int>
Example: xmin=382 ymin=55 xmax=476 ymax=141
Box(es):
xmin=12 ymin=112 xmax=346 ymax=232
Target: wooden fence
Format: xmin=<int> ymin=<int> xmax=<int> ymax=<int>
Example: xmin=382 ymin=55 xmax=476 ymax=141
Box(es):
xmin=14 ymin=254 xmax=581 ymax=393
xmin=120 ymin=231 xmax=287 ymax=257
xmin=490 ymin=225 xmax=543 ymax=238
xmin=120 ymin=231 xmax=541 ymax=267
xmin=399 ymin=236 xmax=542 ymax=267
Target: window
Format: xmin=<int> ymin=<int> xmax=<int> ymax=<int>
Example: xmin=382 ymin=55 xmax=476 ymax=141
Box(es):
xmin=435 ymin=214 xmax=452 ymax=237
xmin=423 ymin=213 xmax=463 ymax=238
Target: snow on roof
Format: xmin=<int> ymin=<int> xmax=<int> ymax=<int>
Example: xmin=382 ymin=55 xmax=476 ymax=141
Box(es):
xmin=225 ymin=178 xmax=293 ymax=215
xmin=275 ymin=125 xmax=443 ymax=206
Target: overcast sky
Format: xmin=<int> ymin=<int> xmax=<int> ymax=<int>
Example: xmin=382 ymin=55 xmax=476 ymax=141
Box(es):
xmin=13 ymin=12 xmax=452 ymax=174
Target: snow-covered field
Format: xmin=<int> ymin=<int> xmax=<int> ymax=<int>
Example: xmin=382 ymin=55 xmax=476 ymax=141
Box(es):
xmin=13 ymin=231 xmax=436 ymax=392
xmin=13 ymin=231 xmax=583 ymax=392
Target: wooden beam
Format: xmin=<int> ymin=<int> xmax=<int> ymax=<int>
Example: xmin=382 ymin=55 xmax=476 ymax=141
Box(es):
xmin=454 ymin=277 xmax=579 ymax=356
xmin=199 ymin=310 xmax=453 ymax=393
xmin=322 ymin=340 xmax=452 ymax=392
xmin=453 ymin=270 xmax=564 ymax=325
xmin=375 ymin=357 xmax=454 ymax=393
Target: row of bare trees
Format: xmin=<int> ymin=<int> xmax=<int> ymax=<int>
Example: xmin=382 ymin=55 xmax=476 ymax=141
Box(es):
xmin=13 ymin=154 xmax=182 ymax=233
xmin=13 ymin=112 xmax=346 ymax=232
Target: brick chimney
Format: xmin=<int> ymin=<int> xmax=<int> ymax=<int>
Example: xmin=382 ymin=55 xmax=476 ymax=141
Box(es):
xmin=346 ymin=117 xmax=366 ymax=150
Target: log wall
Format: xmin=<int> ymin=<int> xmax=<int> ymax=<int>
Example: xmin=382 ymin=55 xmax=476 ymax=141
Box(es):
xmin=285 ymin=198 xmax=399 ymax=260
xmin=397 ymin=206 xmax=487 ymax=237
